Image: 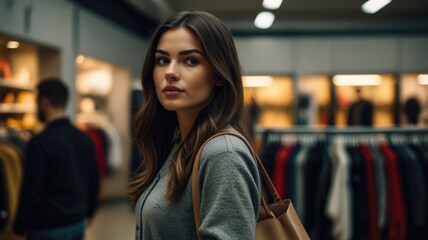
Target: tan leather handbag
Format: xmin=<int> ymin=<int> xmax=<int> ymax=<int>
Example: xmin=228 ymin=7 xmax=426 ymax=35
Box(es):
xmin=192 ymin=129 xmax=310 ymax=240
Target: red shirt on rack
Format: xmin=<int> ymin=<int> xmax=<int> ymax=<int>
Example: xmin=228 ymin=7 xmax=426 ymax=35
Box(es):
xmin=379 ymin=143 xmax=407 ymax=240
xmin=85 ymin=128 xmax=108 ymax=178
xmin=360 ymin=143 xmax=380 ymax=240
xmin=273 ymin=143 xmax=296 ymax=199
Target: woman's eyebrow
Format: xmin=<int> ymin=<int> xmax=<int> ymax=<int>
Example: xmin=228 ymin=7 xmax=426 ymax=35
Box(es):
xmin=178 ymin=49 xmax=204 ymax=56
xmin=155 ymin=49 xmax=204 ymax=56
xmin=155 ymin=49 xmax=169 ymax=55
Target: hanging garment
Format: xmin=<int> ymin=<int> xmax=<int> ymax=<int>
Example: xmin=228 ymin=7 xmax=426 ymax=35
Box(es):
xmin=369 ymin=145 xmax=387 ymax=233
xmin=261 ymin=141 xmax=281 ymax=176
xmin=393 ymin=144 xmax=427 ymax=239
xmin=261 ymin=140 xmax=281 ymax=203
xmin=0 ymin=143 xmax=23 ymax=226
xmin=294 ymin=144 xmax=311 ymax=223
xmin=286 ymin=144 xmax=301 ymax=201
xmin=85 ymin=128 xmax=108 ymax=178
xmin=312 ymin=147 xmax=333 ymax=240
xmin=379 ymin=143 xmax=407 ymax=240
xmin=98 ymin=122 xmax=123 ymax=170
xmin=325 ymin=138 xmax=352 ymax=240
xmin=403 ymin=145 xmax=427 ymax=228
xmin=272 ymin=143 xmax=296 ymax=199
xmin=303 ymin=142 xmax=324 ymax=237
xmin=360 ymin=143 xmax=380 ymax=240
xmin=346 ymin=145 xmax=369 ymax=240
xmin=411 ymin=145 xmax=428 ymax=239
xmin=0 ymin=160 xmax=7 ymax=231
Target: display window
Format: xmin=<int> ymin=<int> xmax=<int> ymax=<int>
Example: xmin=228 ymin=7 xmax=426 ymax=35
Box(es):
xmin=297 ymin=75 xmax=330 ymax=126
xmin=334 ymin=74 xmax=396 ymax=127
xmin=243 ymin=75 xmax=294 ymax=129
xmin=400 ymin=74 xmax=428 ymax=126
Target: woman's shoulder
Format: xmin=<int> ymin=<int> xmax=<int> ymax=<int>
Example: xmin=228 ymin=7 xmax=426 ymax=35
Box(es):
xmin=197 ymin=133 xmax=259 ymax=188
xmin=201 ymin=133 xmax=252 ymax=161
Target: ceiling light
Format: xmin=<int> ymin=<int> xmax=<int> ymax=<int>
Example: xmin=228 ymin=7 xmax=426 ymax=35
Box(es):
xmin=333 ymin=74 xmax=382 ymax=86
xmin=262 ymin=0 xmax=283 ymax=10
xmin=76 ymin=55 xmax=85 ymax=64
xmin=254 ymin=12 xmax=275 ymax=29
xmin=243 ymin=76 xmax=273 ymax=87
xmin=417 ymin=74 xmax=428 ymax=85
xmin=7 ymin=41 xmax=20 ymax=49
xmin=361 ymin=0 xmax=391 ymax=14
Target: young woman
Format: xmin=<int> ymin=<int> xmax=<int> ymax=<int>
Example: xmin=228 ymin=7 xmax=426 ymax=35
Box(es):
xmin=130 ymin=11 xmax=261 ymax=239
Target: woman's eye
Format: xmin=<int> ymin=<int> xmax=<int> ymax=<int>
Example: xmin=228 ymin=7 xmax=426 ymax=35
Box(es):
xmin=185 ymin=58 xmax=200 ymax=65
xmin=155 ymin=57 xmax=169 ymax=65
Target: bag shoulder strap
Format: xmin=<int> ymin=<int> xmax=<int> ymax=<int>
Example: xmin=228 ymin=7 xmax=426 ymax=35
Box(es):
xmin=191 ymin=128 xmax=281 ymax=231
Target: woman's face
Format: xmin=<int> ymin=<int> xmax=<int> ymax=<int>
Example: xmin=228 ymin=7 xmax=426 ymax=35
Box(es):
xmin=153 ymin=27 xmax=218 ymax=118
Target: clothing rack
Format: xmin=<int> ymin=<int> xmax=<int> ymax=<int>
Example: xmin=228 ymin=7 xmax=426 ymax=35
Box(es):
xmin=259 ymin=126 xmax=428 ymax=148
xmin=259 ymin=126 xmax=428 ymax=135
xmin=0 ymin=127 xmax=30 ymax=232
xmin=257 ymin=126 xmax=428 ymax=240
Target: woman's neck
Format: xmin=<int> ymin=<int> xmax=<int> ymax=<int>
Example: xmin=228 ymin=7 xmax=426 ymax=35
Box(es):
xmin=176 ymin=111 xmax=197 ymax=140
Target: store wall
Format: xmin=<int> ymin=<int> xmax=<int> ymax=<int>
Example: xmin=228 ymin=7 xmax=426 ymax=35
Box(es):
xmin=402 ymin=36 xmax=428 ymax=72
xmin=0 ymin=0 xmax=27 ymax=37
xmin=235 ymin=35 xmax=428 ymax=75
xmin=0 ymin=0 xmax=149 ymax=118
xmin=236 ymin=37 xmax=293 ymax=75
xmin=78 ymin=7 xmax=148 ymax=78
xmin=0 ymin=0 xmax=76 ymax=116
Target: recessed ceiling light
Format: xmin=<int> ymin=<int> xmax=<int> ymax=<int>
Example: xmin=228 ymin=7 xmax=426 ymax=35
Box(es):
xmin=7 ymin=41 xmax=20 ymax=49
xmin=333 ymin=74 xmax=382 ymax=86
xmin=243 ymin=76 xmax=273 ymax=87
xmin=361 ymin=0 xmax=392 ymax=14
xmin=263 ymin=0 xmax=283 ymax=10
xmin=76 ymin=55 xmax=85 ymax=64
xmin=417 ymin=74 xmax=428 ymax=85
xmin=254 ymin=12 xmax=275 ymax=29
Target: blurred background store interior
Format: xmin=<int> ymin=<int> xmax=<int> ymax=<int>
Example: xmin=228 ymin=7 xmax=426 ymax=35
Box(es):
xmin=0 ymin=0 xmax=428 ymax=239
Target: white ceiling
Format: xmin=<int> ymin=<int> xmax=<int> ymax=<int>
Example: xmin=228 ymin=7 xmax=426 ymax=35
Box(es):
xmin=125 ymin=0 xmax=428 ymax=34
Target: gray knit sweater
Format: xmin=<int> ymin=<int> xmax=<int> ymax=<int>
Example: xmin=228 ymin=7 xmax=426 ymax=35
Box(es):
xmin=135 ymin=134 xmax=261 ymax=240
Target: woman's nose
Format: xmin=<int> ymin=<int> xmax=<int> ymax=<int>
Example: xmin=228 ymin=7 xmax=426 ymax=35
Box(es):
xmin=165 ymin=62 xmax=179 ymax=81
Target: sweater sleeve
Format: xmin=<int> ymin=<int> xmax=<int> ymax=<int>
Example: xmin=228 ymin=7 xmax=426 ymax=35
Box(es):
xmin=197 ymin=136 xmax=261 ymax=240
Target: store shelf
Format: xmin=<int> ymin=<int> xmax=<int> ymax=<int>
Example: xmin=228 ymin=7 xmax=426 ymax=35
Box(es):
xmin=0 ymin=78 xmax=34 ymax=91
xmin=0 ymin=103 xmax=35 ymax=114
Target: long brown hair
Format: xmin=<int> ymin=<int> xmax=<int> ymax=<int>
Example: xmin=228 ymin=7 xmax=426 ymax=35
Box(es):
xmin=129 ymin=11 xmax=250 ymax=203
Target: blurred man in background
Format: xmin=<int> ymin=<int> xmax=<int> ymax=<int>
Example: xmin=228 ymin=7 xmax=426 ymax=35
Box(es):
xmin=13 ymin=78 xmax=100 ymax=240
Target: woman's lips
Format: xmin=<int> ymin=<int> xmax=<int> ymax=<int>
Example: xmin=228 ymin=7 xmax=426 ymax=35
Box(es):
xmin=162 ymin=85 xmax=184 ymax=96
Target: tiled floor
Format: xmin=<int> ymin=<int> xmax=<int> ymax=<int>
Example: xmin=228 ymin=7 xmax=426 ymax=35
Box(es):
xmin=0 ymin=165 xmax=136 ymax=240
xmin=0 ymin=201 xmax=135 ymax=240
xmin=85 ymin=200 xmax=135 ymax=240
xmin=86 ymin=165 xmax=136 ymax=240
